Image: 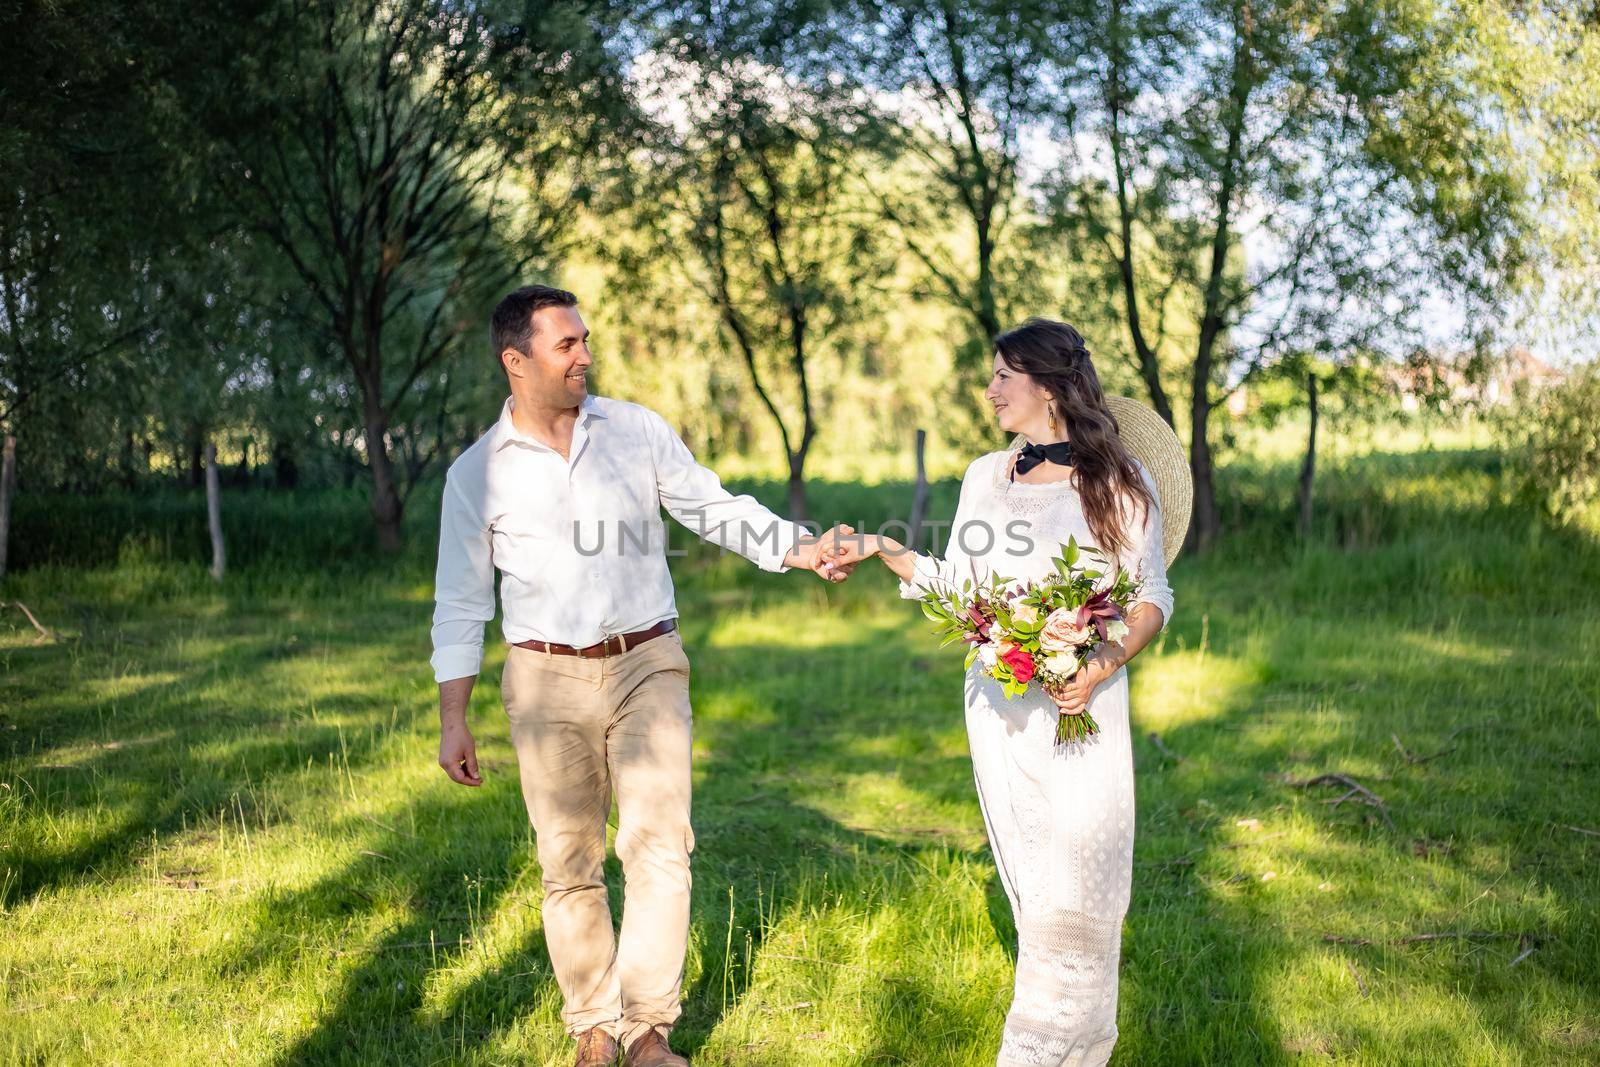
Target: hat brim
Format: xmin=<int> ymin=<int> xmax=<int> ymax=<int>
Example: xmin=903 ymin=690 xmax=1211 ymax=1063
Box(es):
xmin=1009 ymin=396 xmax=1192 ymax=567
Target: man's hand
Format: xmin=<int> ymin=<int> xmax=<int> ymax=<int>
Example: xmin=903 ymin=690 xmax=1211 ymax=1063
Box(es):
xmin=785 ymin=524 xmax=859 ymax=581
xmin=822 ymin=531 xmax=881 ymax=572
xmin=438 ymin=676 xmax=482 ymax=786
xmin=439 ymin=721 xmax=482 ymax=785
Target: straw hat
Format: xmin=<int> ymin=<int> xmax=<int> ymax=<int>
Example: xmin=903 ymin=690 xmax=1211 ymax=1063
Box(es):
xmin=1010 ymin=396 xmax=1192 ymax=566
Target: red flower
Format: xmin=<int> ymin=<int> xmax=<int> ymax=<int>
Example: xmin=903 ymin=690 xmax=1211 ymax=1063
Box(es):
xmin=999 ymin=645 xmax=1035 ymax=684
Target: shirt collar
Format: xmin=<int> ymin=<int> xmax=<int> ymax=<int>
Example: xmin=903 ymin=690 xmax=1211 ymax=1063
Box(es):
xmin=492 ymin=394 xmax=606 ymax=452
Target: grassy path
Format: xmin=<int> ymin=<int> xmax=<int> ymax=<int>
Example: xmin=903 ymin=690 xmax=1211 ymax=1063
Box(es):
xmin=3 ymin=451 xmax=1597 ymax=1064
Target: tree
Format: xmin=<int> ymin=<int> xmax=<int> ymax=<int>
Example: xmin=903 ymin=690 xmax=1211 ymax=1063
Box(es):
xmin=1239 ymin=348 xmax=1388 ymax=539
xmin=1036 ymin=0 xmax=1531 ymax=551
xmin=1465 ymin=0 xmax=1600 ymax=350
xmin=628 ymin=47 xmax=891 ymax=520
xmin=191 ymin=0 xmax=626 ymax=549
xmin=0 ymin=0 xmax=194 ymax=508
xmin=834 ymin=0 xmax=1053 ymax=429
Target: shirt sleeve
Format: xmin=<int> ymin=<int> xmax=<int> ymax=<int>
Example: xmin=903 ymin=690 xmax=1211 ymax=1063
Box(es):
xmin=1123 ymin=463 xmax=1174 ymax=632
xmin=430 ymin=471 xmax=496 ymax=683
xmin=646 ymin=409 xmax=804 ymax=572
xmin=898 ymin=456 xmax=990 ymax=600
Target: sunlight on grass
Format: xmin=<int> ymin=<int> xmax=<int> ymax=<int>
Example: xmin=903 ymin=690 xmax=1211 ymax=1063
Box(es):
xmin=3 ymin=429 xmax=1598 ymax=1064
xmin=1134 ymin=645 xmax=1265 ymax=733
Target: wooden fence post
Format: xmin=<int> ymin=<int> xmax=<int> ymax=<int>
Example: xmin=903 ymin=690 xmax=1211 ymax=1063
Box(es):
xmin=1297 ymin=372 xmax=1319 ymax=540
xmin=206 ymin=442 xmax=226 ymax=582
xmin=908 ymin=428 xmax=929 ymax=552
xmin=0 ymin=434 xmax=15 ymax=580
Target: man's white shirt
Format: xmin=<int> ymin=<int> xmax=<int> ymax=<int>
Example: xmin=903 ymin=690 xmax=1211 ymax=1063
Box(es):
xmin=430 ymin=394 xmax=805 ymax=683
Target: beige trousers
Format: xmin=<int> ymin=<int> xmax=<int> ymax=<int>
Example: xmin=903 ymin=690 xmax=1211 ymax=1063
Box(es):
xmin=501 ymin=628 xmax=695 ymax=1046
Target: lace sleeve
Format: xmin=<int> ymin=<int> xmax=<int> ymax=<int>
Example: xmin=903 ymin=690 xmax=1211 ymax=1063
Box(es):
xmin=1123 ymin=463 xmax=1173 ymax=632
xmin=897 ymin=455 xmax=992 ymax=600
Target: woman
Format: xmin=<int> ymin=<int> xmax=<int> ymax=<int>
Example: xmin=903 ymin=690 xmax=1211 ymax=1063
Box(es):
xmin=836 ymin=319 xmax=1174 ymax=1066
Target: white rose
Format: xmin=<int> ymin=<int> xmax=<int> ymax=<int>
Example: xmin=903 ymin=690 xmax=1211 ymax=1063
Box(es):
xmin=1105 ymin=618 xmax=1130 ymax=644
xmin=977 ymin=639 xmax=1004 ymax=670
xmin=1041 ymin=652 xmax=1078 ymax=675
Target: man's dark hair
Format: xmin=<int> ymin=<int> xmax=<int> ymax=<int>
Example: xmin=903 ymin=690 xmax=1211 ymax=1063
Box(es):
xmin=491 ymin=284 xmax=578 ymax=364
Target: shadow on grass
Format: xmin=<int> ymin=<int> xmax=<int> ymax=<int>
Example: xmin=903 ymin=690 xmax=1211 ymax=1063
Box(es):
xmin=237 ymin=614 xmax=991 ymax=1064
xmin=5 ymin=448 xmax=1598 ymax=1062
xmin=1110 ymin=493 xmax=1600 ymax=1062
xmin=1 ymin=592 xmax=434 ymax=907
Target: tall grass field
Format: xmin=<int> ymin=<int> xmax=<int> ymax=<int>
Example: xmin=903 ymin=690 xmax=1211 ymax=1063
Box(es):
xmin=2 ymin=425 xmax=1597 ymax=1064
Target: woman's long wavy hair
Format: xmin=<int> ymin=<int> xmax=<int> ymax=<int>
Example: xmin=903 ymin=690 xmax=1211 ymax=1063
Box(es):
xmin=994 ymin=318 xmax=1155 ymax=560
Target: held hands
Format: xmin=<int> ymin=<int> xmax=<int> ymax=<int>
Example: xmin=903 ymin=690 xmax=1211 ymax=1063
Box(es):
xmin=805 ymin=530 xmax=916 ymax=583
xmin=788 ymin=524 xmax=870 ymax=582
xmin=786 ymin=526 xmax=913 ymax=582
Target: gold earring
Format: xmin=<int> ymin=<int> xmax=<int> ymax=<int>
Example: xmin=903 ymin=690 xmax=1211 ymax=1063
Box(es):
xmin=1048 ymin=403 xmax=1057 ymax=433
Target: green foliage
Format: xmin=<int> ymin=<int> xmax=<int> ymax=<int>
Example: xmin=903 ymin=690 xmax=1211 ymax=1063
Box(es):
xmin=3 ymin=434 xmax=1598 ymax=1063
xmin=5 ymin=0 xmax=1595 ymax=559
xmin=6 ymin=487 xmax=429 ymax=573
xmin=615 ymin=39 xmax=899 ymax=514
xmin=1499 ymin=364 xmax=1600 ymax=526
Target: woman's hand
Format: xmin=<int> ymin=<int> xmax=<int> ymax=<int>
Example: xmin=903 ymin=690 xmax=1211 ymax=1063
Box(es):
xmin=821 ymin=531 xmax=883 ymax=577
xmin=788 ymin=524 xmax=859 ymax=581
xmin=819 ymin=532 xmax=919 ymax=583
xmin=1045 ymin=646 xmax=1123 ymax=715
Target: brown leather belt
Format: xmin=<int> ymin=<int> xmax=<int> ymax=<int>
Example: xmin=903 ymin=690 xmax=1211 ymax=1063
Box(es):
xmin=511 ymin=619 xmax=676 ymax=658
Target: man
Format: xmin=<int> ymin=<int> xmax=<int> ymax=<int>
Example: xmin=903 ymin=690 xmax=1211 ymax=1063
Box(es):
xmin=431 ymin=285 xmax=849 ymax=1067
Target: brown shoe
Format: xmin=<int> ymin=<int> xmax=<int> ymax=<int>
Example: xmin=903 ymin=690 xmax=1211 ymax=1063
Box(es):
xmin=573 ymin=1027 xmax=618 ymax=1067
xmin=623 ymin=1027 xmax=688 ymax=1067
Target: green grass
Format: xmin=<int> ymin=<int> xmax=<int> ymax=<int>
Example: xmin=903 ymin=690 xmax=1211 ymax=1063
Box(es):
xmin=2 ymin=434 xmax=1598 ymax=1065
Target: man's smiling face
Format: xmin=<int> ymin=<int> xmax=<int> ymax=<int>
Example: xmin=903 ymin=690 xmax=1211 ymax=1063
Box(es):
xmin=516 ymin=304 xmax=593 ymax=407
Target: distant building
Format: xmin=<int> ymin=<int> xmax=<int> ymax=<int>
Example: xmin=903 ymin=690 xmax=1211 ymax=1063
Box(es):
xmin=1482 ymin=348 xmax=1567 ymax=404
xmin=1385 ymin=348 xmax=1566 ymax=412
xmin=1221 ymin=347 xmax=1568 ymax=418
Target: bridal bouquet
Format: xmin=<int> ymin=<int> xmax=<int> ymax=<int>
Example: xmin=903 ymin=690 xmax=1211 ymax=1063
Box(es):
xmin=916 ymin=538 xmax=1141 ymax=744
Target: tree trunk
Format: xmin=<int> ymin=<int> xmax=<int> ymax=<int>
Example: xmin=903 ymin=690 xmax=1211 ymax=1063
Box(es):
xmin=121 ymin=431 xmax=139 ymax=488
xmin=786 ymin=449 xmax=809 ymax=526
xmin=1297 ymin=371 xmax=1318 ymax=540
xmin=361 ymin=397 xmax=404 ymax=553
xmin=234 ymin=438 xmax=252 ymax=487
xmin=908 ymin=428 xmax=929 ymax=552
xmin=205 ymin=442 xmax=226 ymax=582
xmin=0 ymin=434 xmax=16 ymax=580
xmin=1188 ymin=390 xmax=1221 ymax=553
xmin=974 ymin=226 xmax=1001 ymax=341
xmin=273 ymin=438 xmax=299 ymax=490
xmin=1184 ymin=6 xmax=1251 ymax=556
xmin=1105 ymin=0 xmax=1178 ymax=430
xmin=188 ymin=432 xmax=204 ymax=489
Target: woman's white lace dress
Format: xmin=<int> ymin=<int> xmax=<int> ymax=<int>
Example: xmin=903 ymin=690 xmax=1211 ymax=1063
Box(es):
xmin=898 ymin=445 xmax=1174 ymax=1067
